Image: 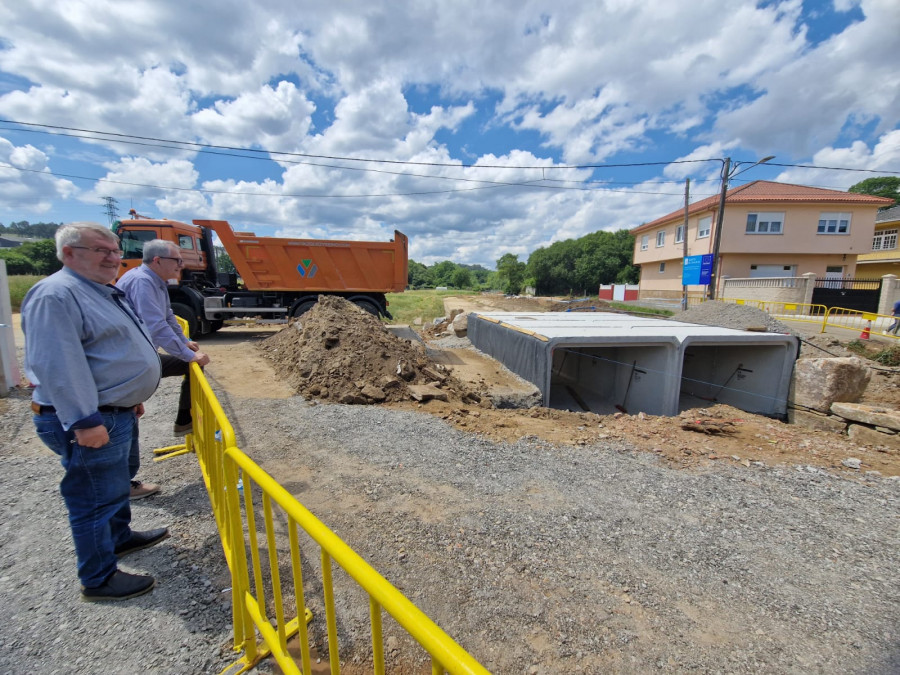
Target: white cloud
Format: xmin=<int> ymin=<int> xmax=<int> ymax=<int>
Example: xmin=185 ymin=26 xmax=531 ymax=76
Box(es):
xmin=0 ymin=136 xmax=77 ymax=212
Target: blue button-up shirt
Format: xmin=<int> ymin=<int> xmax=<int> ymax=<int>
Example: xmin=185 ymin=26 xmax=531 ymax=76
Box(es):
xmin=116 ymin=264 xmax=196 ymax=361
xmin=22 ymin=267 xmax=162 ymax=430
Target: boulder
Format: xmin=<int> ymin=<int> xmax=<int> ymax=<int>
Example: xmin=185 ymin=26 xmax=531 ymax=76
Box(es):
xmin=831 ymin=402 xmax=900 ymax=432
xmin=452 ymin=312 xmax=468 ymax=337
xmin=846 ymin=424 xmax=900 ymax=449
xmin=788 ymin=408 xmax=847 ymax=433
xmin=790 ymin=357 xmax=871 ymax=414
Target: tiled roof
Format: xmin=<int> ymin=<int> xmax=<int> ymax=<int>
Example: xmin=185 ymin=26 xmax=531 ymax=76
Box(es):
xmin=876 ymin=204 xmax=900 ymax=224
xmin=631 ymin=180 xmax=894 ymax=234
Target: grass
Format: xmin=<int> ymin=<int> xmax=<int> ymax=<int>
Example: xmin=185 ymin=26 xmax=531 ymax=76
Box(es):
xmin=385 ymin=289 xmax=477 ymax=325
xmin=6 ymin=275 xmax=44 ymax=311
xmin=607 ymin=301 xmax=673 ymax=317
xmin=846 ymin=339 xmax=900 ymax=367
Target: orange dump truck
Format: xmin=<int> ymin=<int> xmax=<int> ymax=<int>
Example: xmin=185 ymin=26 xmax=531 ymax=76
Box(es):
xmin=113 ymin=212 xmax=408 ymax=336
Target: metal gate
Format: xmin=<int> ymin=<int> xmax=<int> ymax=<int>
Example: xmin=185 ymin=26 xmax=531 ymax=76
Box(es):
xmin=811 ymin=277 xmax=882 ymax=313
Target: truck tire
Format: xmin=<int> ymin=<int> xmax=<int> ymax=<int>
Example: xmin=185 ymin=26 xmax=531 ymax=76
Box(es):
xmin=171 ymin=302 xmax=199 ymax=339
xmin=290 ymin=299 xmax=317 ymax=318
xmin=353 ymin=299 xmax=380 ymax=316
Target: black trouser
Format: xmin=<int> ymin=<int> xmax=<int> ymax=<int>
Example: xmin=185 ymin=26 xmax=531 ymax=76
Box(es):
xmin=160 ymin=355 xmax=192 ymax=424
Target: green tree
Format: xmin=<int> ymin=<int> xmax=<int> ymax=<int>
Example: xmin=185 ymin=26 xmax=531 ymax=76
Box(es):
xmin=17 ymin=239 xmax=62 ymax=275
xmin=407 ymin=260 xmax=432 ymax=288
xmin=496 ymin=253 xmax=527 ymax=294
xmin=450 ymin=267 xmax=473 ymax=289
xmin=849 ymin=176 xmax=900 ymax=209
xmin=430 ymin=260 xmax=458 ymax=287
xmin=215 ymin=247 xmax=236 ymax=274
xmin=0 ymin=249 xmax=37 ymax=274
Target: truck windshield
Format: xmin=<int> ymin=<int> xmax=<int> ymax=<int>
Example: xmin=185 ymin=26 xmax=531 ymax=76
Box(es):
xmin=120 ymin=230 xmax=158 ymax=260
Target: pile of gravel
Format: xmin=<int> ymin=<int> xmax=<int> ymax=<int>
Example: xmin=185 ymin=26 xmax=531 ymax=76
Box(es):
xmin=674 ymin=300 xmax=797 ymax=334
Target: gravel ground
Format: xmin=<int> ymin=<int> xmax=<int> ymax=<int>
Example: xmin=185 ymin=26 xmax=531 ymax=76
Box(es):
xmin=2 ymin=318 xmax=899 ymax=673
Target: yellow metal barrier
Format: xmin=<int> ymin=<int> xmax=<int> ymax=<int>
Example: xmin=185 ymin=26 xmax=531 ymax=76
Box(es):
xmin=754 ymin=301 xmax=828 ymax=325
xmin=822 ymin=306 xmax=899 ymax=338
xmin=151 ymin=318 xmax=488 ymax=673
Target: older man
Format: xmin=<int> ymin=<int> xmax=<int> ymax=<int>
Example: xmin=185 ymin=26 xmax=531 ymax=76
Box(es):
xmin=23 ymin=222 xmax=167 ymax=601
xmin=117 ymin=240 xmax=210 ymax=486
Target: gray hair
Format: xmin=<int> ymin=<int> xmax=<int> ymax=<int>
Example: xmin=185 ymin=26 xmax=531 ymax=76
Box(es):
xmin=55 ymin=222 xmax=119 ymax=261
xmin=142 ymin=239 xmax=178 ymax=263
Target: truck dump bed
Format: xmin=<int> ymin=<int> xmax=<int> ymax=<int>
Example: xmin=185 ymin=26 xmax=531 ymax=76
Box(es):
xmin=196 ymin=220 xmax=408 ymax=293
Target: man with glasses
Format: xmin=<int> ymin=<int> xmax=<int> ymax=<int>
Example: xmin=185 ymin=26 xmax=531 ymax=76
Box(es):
xmin=22 ymin=222 xmax=167 ymax=601
xmin=117 ymin=240 xmax=210 ymax=496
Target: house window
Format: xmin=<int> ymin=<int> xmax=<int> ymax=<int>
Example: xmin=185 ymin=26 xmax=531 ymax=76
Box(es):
xmin=873 ymin=228 xmax=898 ymax=251
xmin=641 ymin=235 xmax=649 ymax=251
xmin=659 ymin=262 xmax=666 ymax=273
xmin=675 ymin=225 xmax=684 ymax=243
xmin=746 ymin=212 xmax=784 ymax=234
xmin=698 ymin=216 xmax=711 ymax=239
xmin=817 ymin=212 xmax=850 ymax=234
xmin=656 ymin=231 xmax=665 ymax=247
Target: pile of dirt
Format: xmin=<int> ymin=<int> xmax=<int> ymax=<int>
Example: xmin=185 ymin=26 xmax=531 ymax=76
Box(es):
xmin=675 ymin=300 xmax=797 ymax=334
xmin=259 ymin=296 xmax=485 ymax=405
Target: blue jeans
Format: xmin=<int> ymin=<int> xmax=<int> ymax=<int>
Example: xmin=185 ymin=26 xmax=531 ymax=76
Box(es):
xmin=34 ymin=410 xmax=137 ymax=587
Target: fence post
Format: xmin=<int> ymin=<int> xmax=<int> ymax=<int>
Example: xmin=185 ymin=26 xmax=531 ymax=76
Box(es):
xmin=878 ymin=275 xmax=898 ymax=316
xmin=800 ymin=273 xmax=816 ymax=307
xmin=0 ymin=260 xmax=22 ymax=395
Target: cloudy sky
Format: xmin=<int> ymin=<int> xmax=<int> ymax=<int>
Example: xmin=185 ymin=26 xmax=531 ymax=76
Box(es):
xmin=1 ymin=0 xmax=898 ymax=267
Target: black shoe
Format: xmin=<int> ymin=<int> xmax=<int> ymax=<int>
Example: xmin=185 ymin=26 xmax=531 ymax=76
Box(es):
xmin=81 ymin=570 xmax=156 ymax=602
xmin=114 ymin=527 xmax=170 ymax=558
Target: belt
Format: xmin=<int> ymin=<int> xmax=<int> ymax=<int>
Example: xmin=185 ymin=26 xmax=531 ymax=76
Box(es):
xmin=31 ymin=402 xmax=136 ymax=415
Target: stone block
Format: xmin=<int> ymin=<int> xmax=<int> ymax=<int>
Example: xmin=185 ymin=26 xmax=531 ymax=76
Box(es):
xmin=847 ymin=424 xmax=900 ymax=449
xmin=831 ymin=402 xmax=900 ymax=432
xmin=788 ymin=409 xmax=847 ymax=433
xmin=790 ymin=357 xmax=871 ymax=414
xmin=452 ymin=312 xmax=468 ymax=337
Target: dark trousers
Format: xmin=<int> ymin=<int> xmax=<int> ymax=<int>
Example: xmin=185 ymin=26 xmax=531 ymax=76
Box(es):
xmin=160 ymin=354 xmax=192 ymax=423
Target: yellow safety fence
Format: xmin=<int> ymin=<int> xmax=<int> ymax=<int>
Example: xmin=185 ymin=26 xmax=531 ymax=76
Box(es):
xmin=698 ymin=298 xmax=900 ymax=339
xmin=153 ymin=319 xmax=489 ymax=675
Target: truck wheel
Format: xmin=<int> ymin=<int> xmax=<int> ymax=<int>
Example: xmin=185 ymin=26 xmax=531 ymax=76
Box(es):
xmin=353 ymin=299 xmax=380 ymax=316
xmin=290 ymin=300 xmax=316 ymax=318
xmin=171 ymin=302 xmax=199 ymax=339
xmin=209 ymin=320 xmax=225 ymax=333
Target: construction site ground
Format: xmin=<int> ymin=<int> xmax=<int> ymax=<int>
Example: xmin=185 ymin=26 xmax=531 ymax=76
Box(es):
xmin=2 ymin=296 xmax=898 ymax=674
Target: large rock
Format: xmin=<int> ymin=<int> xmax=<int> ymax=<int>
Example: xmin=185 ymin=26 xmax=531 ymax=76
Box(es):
xmin=451 ymin=312 xmax=468 ymax=337
xmin=788 ymin=408 xmax=847 ymax=433
xmin=790 ymin=357 xmax=871 ymax=414
xmin=846 ymin=424 xmax=900 ymax=449
xmin=831 ymin=402 xmax=900 ymax=432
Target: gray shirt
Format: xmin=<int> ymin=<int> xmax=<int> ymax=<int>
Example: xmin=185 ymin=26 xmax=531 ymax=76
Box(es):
xmin=22 ymin=267 xmax=162 ymax=430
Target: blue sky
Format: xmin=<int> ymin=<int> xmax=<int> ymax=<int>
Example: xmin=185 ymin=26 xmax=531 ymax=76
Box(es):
xmin=0 ymin=0 xmax=898 ymax=267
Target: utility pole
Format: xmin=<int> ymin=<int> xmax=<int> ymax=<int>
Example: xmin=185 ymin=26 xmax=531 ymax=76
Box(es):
xmin=707 ymin=155 xmax=775 ymax=300
xmin=682 ymin=177 xmax=690 ymax=310
xmin=707 ymin=158 xmax=731 ymax=300
xmin=102 ymin=196 xmax=119 ymax=227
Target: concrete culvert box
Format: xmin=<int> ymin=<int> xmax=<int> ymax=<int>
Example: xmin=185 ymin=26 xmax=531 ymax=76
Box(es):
xmin=550 ymin=343 xmax=677 ymax=415
xmin=679 ymin=336 xmax=799 ymax=418
xmin=469 ymin=312 xmax=799 ymax=418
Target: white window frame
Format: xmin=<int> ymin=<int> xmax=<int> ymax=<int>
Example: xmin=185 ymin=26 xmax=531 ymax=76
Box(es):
xmin=641 ymin=235 xmax=649 ymax=251
xmin=873 ymin=228 xmax=898 ymax=251
xmin=697 ymin=216 xmax=711 ymax=239
xmin=658 ymin=262 xmax=666 ymax=273
xmin=817 ymin=212 xmax=851 ymax=235
xmin=745 ymin=212 xmax=784 ymax=235
xmin=656 ymin=231 xmax=665 ymax=247
xmin=675 ymin=224 xmax=684 ymax=244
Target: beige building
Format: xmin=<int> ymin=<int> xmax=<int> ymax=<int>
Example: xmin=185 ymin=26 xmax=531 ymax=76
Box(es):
xmin=631 ymin=180 xmax=893 ymax=299
xmin=855 ymin=204 xmax=900 ymax=278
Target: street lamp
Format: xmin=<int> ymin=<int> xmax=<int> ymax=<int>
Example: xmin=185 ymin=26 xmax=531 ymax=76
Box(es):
xmin=707 ymin=155 xmax=776 ymax=300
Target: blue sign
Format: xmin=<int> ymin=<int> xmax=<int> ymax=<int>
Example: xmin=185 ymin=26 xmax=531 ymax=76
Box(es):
xmin=682 ymin=254 xmax=714 ymax=285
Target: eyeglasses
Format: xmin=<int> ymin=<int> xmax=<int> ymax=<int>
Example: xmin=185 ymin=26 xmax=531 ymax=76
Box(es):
xmin=70 ymin=245 xmax=123 ymax=257
xmin=157 ymin=256 xmax=185 ymax=267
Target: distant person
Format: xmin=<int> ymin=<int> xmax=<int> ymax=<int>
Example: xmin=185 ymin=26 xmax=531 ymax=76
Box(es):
xmin=22 ymin=222 xmax=168 ymax=601
xmin=117 ymin=240 xmax=210 ymax=489
xmin=887 ymin=299 xmax=900 ymax=335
